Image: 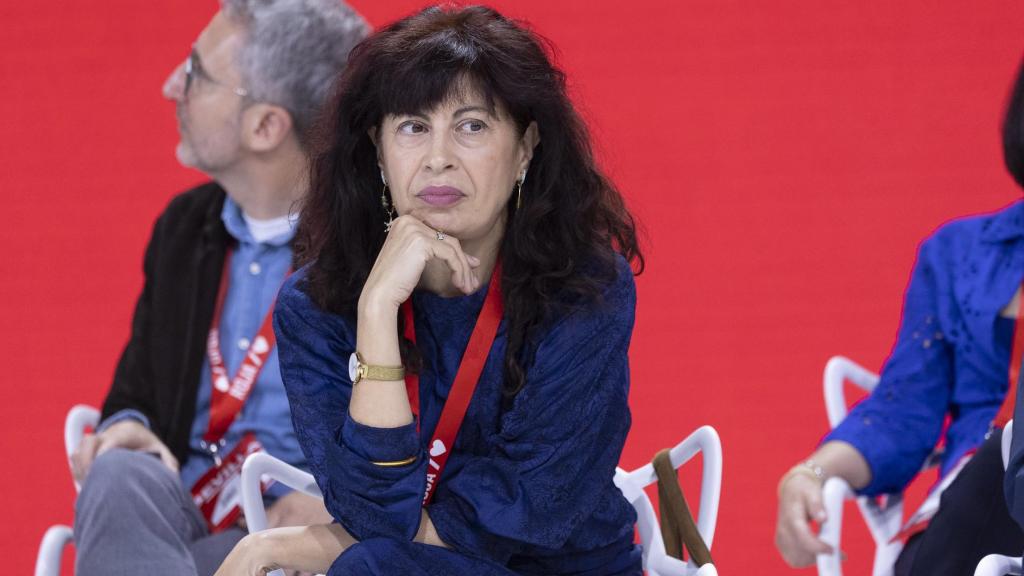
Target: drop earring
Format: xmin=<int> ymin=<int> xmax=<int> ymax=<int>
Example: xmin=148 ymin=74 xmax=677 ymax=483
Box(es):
xmin=381 ymin=171 xmax=397 ymax=231
xmin=515 ymin=169 xmax=527 ymax=211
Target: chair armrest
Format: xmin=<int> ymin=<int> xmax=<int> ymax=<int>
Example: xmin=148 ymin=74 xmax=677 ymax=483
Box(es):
xmin=240 ymin=452 xmax=323 ymax=534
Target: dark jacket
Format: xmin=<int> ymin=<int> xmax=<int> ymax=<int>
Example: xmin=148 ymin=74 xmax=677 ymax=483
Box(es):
xmin=101 ymin=182 xmax=231 ymax=465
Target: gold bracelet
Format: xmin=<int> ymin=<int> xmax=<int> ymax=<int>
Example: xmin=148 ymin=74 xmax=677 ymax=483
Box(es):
xmin=778 ymin=460 xmax=826 ymax=498
xmin=370 ymin=455 xmax=418 ymax=467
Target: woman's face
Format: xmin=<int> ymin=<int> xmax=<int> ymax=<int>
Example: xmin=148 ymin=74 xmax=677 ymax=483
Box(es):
xmin=376 ymin=89 xmax=539 ymax=248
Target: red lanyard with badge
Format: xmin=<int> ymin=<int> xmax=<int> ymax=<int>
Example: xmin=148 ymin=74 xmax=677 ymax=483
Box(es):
xmin=190 ymin=252 xmax=285 ymax=532
xmin=400 ymin=262 xmax=503 ymax=506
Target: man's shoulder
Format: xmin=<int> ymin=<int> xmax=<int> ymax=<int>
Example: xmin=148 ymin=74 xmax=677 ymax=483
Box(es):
xmin=159 ymin=181 xmax=226 ymax=224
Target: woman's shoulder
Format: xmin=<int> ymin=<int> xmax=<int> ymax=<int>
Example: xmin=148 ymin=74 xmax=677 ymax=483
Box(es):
xmin=925 ymin=200 xmax=1024 ymax=254
xmin=578 ymin=252 xmax=636 ymax=304
xmin=543 ymin=252 xmax=637 ymax=331
xmin=277 ymin=265 xmax=314 ymax=311
xmin=275 ymin=265 xmax=355 ymax=334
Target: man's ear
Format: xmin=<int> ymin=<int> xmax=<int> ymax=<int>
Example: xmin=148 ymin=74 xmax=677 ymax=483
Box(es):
xmin=242 ymin=104 xmax=294 ymax=153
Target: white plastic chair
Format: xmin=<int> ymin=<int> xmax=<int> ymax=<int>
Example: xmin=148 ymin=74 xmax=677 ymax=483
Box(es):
xmin=241 ymin=452 xmax=324 ymax=576
xmin=241 ymin=426 xmax=724 ymax=576
xmin=817 ymin=356 xmax=904 ymax=576
xmin=34 ymin=404 xmax=100 ymax=576
xmin=614 ymin=425 xmax=722 ymax=576
xmin=974 ymin=420 xmax=1022 ymax=576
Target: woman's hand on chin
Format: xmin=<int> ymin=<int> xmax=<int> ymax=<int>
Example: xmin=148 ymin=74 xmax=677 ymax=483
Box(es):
xmin=359 ymin=215 xmax=481 ymax=315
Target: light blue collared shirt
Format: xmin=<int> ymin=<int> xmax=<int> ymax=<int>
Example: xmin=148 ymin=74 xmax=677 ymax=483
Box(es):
xmin=104 ymin=197 xmax=303 ymax=500
xmin=177 ymin=197 xmax=303 ymax=500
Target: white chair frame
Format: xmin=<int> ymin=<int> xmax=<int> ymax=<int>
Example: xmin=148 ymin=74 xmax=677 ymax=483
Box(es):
xmin=614 ymin=425 xmax=722 ymax=576
xmin=973 ymin=420 xmax=1022 ymax=576
xmin=241 ymin=426 xmax=724 ymax=576
xmin=35 ymin=404 xmax=100 ymax=576
xmin=817 ymin=356 xmax=903 ymax=576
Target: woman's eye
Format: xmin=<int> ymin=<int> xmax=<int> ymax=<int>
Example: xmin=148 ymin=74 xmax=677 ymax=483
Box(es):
xmin=459 ymin=120 xmax=486 ymax=133
xmin=398 ymin=121 xmax=426 ymax=135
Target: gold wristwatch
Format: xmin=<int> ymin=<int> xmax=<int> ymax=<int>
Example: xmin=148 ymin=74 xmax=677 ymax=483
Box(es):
xmin=348 ymin=351 xmax=405 ymax=384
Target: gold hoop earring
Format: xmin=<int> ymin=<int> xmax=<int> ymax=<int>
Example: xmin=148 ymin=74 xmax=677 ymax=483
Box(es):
xmin=381 ymin=183 xmax=397 ymax=231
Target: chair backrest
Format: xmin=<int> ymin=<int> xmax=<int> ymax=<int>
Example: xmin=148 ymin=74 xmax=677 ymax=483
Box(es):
xmin=613 ymin=425 xmax=722 ymax=576
xmin=823 ymin=356 xmax=880 ymax=428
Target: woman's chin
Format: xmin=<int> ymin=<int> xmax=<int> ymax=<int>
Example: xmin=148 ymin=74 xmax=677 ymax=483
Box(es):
xmin=415 ymin=211 xmax=460 ymax=234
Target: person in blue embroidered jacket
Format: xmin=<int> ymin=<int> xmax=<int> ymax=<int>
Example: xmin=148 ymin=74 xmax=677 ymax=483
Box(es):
xmin=775 ymin=62 xmax=1024 ymax=575
xmin=215 ymin=6 xmax=645 ymax=575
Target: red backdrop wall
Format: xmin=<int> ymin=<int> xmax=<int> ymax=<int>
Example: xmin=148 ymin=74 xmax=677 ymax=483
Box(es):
xmin=4 ymin=1 xmax=1024 ymax=574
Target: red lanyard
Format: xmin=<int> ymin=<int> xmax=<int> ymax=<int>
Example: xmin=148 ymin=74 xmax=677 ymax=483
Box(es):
xmin=997 ymin=282 xmax=1024 ymax=426
xmin=401 ymin=262 xmax=503 ymax=506
xmin=203 ymin=252 xmax=284 ymax=457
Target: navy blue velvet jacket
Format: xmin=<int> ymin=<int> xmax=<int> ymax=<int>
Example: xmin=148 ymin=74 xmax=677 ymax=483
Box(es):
xmin=273 ymin=257 xmax=641 ymax=575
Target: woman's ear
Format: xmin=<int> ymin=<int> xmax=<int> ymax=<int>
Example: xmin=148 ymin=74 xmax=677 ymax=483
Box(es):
xmin=518 ymin=121 xmax=540 ymax=173
xmin=368 ymin=125 xmax=384 ymax=172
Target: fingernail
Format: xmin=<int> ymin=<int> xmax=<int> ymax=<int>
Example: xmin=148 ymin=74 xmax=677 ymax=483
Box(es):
xmin=468 ymin=255 xmax=481 ymax=266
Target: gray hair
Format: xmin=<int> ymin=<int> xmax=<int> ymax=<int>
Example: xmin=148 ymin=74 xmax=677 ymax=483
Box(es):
xmin=221 ymin=0 xmax=369 ymax=144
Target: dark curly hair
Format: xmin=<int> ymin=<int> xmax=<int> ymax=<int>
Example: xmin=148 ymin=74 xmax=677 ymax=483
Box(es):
xmin=296 ymin=4 xmax=644 ymax=397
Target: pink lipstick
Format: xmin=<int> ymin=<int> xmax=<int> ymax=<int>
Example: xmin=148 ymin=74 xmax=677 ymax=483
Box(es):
xmin=417 ymin=185 xmax=465 ymax=207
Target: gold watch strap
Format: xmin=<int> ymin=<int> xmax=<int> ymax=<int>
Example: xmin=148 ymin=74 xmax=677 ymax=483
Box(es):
xmin=361 ymin=362 xmax=406 ymax=382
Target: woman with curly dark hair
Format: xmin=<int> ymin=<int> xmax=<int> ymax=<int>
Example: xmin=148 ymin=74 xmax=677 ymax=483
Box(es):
xmin=217 ymin=5 xmax=644 ymax=575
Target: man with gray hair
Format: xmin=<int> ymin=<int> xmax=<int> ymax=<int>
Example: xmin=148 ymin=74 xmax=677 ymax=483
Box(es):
xmin=68 ymin=2 xmax=368 ymax=574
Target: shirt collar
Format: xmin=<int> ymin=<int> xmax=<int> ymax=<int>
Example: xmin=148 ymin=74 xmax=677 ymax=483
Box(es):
xmin=980 ymin=200 xmax=1024 ymax=243
xmin=220 ymin=196 xmax=297 ymax=247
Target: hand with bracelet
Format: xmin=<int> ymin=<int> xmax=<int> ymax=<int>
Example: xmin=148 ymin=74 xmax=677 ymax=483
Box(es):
xmin=774 ymin=440 xmax=872 ymax=567
xmin=350 ymin=214 xmax=483 ymax=430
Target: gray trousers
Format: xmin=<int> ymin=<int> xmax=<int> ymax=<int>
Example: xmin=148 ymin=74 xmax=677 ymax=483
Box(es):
xmin=74 ymin=448 xmax=246 ymax=576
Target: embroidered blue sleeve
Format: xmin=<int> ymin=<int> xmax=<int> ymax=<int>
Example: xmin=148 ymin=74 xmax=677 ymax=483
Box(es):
xmin=274 ymin=271 xmax=427 ymax=542
xmin=825 ymin=231 xmax=956 ymax=495
xmin=427 ymin=261 xmax=638 ymax=563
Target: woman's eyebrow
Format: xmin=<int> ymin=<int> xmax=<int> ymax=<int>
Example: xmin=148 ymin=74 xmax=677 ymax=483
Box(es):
xmin=453 ymin=105 xmax=492 ymax=117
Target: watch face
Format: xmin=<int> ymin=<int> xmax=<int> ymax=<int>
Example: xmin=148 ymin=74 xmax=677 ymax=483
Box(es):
xmin=348 ymin=352 xmax=360 ymax=382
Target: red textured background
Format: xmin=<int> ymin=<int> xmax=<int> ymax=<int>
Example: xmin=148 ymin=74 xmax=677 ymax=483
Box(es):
xmin=4 ymin=1 xmax=1024 ymax=574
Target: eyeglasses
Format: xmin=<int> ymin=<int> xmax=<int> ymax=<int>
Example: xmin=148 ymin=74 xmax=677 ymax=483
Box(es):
xmin=183 ymin=48 xmax=249 ymax=99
